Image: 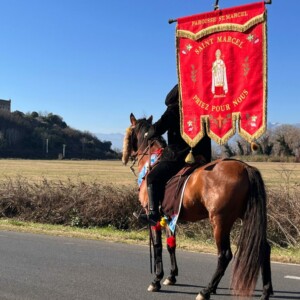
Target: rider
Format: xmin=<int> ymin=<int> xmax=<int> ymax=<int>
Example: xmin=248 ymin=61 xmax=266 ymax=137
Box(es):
xmin=136 ymin=84 xmax=211 ymax=225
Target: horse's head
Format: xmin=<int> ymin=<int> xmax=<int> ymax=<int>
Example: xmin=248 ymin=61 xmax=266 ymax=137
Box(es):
xmin=122 ymin=113 xmax=153 ymax=165
xmin=122 ymin=113 xmax=167 ymax=211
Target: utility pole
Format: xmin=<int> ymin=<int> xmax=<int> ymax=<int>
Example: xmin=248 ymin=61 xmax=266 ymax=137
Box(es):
xmin=63 ymin=144 xmax=66 ymax=158
xmin=46 ymin=139 xmax=48 ymax=156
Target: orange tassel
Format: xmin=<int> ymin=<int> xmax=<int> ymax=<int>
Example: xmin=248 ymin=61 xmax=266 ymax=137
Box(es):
xmin=185 ymin=149 xmax=195 ymax=164
xmin=251 ymin=141 xmax=259 ymax=152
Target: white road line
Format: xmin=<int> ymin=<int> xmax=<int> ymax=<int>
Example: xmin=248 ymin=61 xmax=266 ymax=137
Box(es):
xmin=284 ymin=275 xmax=300 ymax=280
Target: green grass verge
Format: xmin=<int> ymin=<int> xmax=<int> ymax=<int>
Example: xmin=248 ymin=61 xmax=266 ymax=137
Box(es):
xmin=0 ymin=219 xmax=299 ymax=264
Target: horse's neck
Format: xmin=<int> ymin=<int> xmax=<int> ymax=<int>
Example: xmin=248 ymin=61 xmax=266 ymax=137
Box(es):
xmin=137 ymin=140 xmax=163 ymax=172
xmin=150 ymin=140 xmax=163 ymax=153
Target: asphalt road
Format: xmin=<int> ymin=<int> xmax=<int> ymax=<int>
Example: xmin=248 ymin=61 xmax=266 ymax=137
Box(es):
xmin=0 ymin=231 xmax=299 ymax=300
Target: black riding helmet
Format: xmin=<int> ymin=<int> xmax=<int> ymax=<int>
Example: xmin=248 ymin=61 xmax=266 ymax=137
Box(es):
xmin=165 ymin=84 xmax=179 ymax=106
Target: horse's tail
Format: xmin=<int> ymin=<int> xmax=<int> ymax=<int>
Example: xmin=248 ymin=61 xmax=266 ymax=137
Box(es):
xmin=230 ymin=165 xmax=268 ymax=297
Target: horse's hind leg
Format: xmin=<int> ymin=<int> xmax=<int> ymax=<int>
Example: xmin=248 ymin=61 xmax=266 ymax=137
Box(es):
xmin=148 ymin=223 xmax=164 ymax=292
xmin=163 ymin=226 xmax=178 ymax=286
xmin=260 ymin=241 xmax=273 ymax=300
xmin=197 ymin=225 xmax=232 ymax=300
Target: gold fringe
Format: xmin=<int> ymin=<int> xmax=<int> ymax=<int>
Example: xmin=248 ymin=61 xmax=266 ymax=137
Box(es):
xmin=238 ymin=20 xmax=267 ymax=145
xmin=177 ymin=13 xmax=265 ymax=41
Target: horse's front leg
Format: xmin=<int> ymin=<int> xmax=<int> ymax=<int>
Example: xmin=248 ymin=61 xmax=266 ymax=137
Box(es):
xmin=148 ymin=222 xmax=164 ymax=292
xmin=163 ymin=226 xmax=178 ymax=286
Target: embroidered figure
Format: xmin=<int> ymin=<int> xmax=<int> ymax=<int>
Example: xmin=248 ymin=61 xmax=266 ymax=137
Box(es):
xmin=211 ymin=49 xmax=228 ymax=98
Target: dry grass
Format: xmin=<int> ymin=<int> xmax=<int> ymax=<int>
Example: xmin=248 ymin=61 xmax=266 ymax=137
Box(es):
xmin=0 ymin=159 xmax=136 ymax=186
xmin=0 ymin=159 xmax=300 ymax=187
xmin=247 ymin=161 xmax=300 ymax=187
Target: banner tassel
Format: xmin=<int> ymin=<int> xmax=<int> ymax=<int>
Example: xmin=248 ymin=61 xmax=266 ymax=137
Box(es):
xmin=251 ymin=141 xmax=259 ymax=152
xmin=185 ymin=148 xmax=195 ymax=164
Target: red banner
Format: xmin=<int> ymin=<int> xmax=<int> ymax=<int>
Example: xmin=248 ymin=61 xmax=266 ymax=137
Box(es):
xmin=177 ymin=1 xmax=267 ymax=146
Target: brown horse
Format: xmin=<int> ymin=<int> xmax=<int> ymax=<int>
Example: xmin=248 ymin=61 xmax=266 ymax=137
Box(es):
xmin=122 ymin=113 xmax=273 ymax=300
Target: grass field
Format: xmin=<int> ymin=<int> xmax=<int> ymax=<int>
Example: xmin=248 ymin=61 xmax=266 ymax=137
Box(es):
xmin=0 ymin=159 xmax=136 ymax=186
xmin=0 ymin=159 xmax=299 ymax=187
xmin=248 ymin=161 xmax=300 ymax=187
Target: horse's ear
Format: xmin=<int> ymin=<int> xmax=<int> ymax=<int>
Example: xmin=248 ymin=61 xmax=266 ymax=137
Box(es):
xmin=147 ymin=115 xmax=153 ymax=124
xmin=130 ymin=113 xmax=137 ymax=126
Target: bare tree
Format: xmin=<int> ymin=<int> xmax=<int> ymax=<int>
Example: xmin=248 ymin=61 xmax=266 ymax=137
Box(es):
xmin=271 ymin=125 xmax=300 ymax=157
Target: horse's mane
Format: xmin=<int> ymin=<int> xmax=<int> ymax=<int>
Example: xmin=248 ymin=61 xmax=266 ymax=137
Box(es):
xmin=122 ymin=126 xmax=133 ymax=165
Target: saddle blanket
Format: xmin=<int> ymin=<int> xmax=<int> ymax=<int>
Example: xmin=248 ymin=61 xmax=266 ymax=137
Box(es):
xmin=161 ymin=163 xmax=201 ymax=233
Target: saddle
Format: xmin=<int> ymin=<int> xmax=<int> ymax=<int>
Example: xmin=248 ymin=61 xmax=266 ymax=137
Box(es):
xmin=161 ymin=161 xmax=204 ymax=218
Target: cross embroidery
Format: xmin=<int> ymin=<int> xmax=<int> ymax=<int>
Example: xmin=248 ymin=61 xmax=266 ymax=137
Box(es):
xmin=217 ymin=115 xmax=224 ymax=128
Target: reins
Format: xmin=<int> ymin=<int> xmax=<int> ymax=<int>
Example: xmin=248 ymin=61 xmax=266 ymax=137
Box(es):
xmin=128 ymin=143 xmax=150 ymax=177
xmin=125 ymin=121 xmax=164 ymax=275
xmin=128 ymin=139 xmax=160 ymax=177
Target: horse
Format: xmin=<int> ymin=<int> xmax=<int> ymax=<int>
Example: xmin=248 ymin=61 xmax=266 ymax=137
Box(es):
xmin=122 ymin=113 xmax=273 ymax=300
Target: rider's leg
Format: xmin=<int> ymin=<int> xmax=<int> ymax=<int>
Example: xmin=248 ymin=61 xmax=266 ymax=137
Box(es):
xmin=137 ymin=161 xmax=183 ymax=225
xmin=147 ymin=183 xmax=161 ymax=222
xmin=137 ymin=168 xmax=164 ymax=225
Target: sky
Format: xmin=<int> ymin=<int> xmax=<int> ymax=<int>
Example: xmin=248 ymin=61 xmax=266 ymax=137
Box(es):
xmin=0 ymin=0 xmax=299 ymax=135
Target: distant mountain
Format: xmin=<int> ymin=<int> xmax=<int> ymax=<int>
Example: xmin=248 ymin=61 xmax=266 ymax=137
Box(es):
xmin=96 ymin=122 xmax=300 ymax=151
xmin=267 ymin=122 xmax=300 ymax=130
xmin=267 ymin=122 xmax=282 ymax=129
xmin=96 ymin=133 xmax=124 ymax=150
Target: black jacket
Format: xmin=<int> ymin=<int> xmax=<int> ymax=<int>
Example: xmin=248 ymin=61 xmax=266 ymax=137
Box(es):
xmin=147 ymin=85 xmax=211 ymax=163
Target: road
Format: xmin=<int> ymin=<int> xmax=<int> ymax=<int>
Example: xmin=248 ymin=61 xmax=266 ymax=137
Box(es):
xmin=0 ymin=231 xmax=299 ymax=300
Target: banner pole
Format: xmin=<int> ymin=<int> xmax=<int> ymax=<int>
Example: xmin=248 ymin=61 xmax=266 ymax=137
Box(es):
xmin=168 ymin=0 xmax=272 ymax=24
xmin=214 ymin=0 xmax=220 ymax=11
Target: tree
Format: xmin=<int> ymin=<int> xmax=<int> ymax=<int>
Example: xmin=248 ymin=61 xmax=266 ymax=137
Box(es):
xmin=271 ymin=125 xmax=300 ymax=157
xmin=31 ymin=111 xmax=39 ymax=118
xmin=258 ymin=135 xmax=273 ymax=156
xmin=0 ymin=110 xmax=118 ymax=159
xmin=222 ymin=143 xmax=236 ymax=157
xmin=276 ymin=135 xmax=293 ymax=157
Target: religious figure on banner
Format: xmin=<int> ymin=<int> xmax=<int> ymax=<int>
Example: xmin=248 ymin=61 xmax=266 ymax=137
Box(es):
xmin=177 ymin=1 xmax=267 ymax=145
xmin=211 ymin=49 xmax=228 ymax=97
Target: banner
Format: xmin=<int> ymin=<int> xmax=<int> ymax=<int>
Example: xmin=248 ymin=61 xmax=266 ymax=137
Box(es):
xmin=177 ymin=1 xmax=267 ymax=146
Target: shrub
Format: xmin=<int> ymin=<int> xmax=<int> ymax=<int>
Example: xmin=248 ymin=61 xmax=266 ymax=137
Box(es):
xmin=0 ymin=177 xmax=140 ymax=230
xmin=0 ymin=174 xmax=299 ymax=248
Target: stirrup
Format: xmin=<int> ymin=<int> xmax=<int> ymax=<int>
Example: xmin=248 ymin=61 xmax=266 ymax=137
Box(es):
xmin=138 ymin=212 xmax=160 ymax=226
xmin=133 ymin=211 xmax=141 ymax=220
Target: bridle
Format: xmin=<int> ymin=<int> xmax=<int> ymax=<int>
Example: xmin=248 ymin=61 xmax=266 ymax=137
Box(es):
xmin=129 ymin=141 xmax=156 ymax=177
xmin=128 ymin=124 xmax=163 ymax=177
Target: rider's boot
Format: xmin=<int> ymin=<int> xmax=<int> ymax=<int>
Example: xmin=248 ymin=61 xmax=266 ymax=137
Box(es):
xmin=134 ymin=184 xmax=160 ymax=226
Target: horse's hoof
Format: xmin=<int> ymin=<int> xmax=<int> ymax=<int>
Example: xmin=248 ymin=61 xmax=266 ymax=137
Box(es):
xmin=196 ymin=293 xmax=205 ymax=300
xmin=196 ymin=291 xmax=210 ymax=300
xmin=260 ymin=295 xmax=270 ymax=300
xmin=147 ymin=282 xmax=161 ymax=292
xmin=163 ymin=276 xmax=176 ymax=285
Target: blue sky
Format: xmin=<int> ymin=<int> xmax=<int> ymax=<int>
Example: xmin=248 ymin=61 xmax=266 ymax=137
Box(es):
xmin=0 ymin=0 xmax=298 ymax=135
